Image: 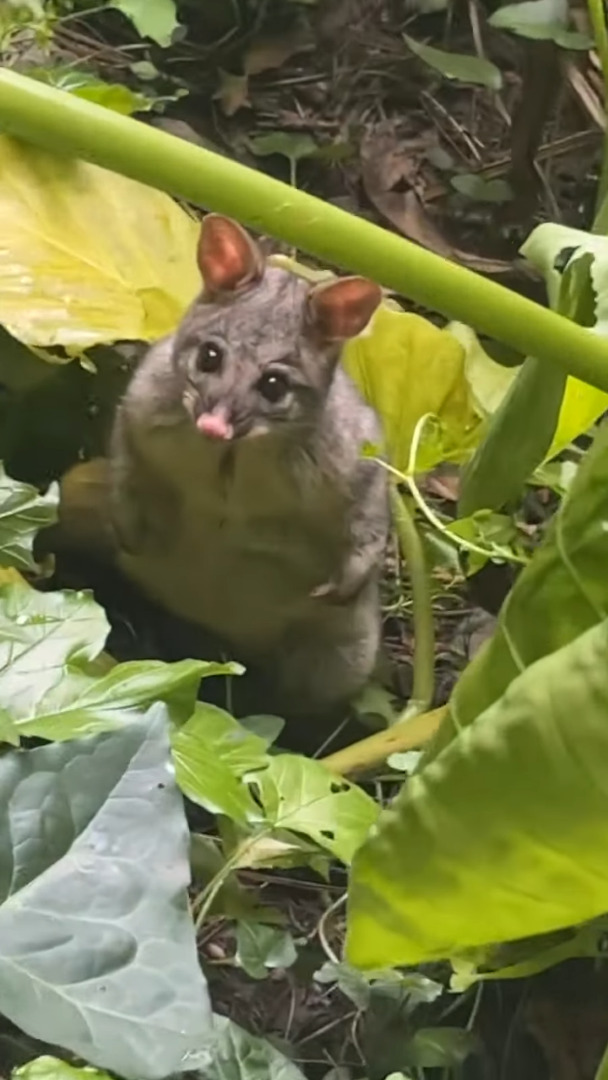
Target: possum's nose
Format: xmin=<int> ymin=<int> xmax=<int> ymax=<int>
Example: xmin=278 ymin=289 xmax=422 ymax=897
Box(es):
xmin=196 ymin=408 xmax=234 ymax=440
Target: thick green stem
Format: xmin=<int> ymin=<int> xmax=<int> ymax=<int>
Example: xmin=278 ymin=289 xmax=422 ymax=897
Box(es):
xmin=589 ymin=0 xmax=608 ymax=228
xmin=1 ymin=70 xmax=608 ymax=389
xmin=390 ymin=485 xmax=435 ymax=718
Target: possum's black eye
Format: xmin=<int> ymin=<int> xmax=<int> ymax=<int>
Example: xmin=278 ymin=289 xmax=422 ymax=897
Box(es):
xmin=197 ymin=341 xmax=224 ymax=373
xmin=258 ymin=371 xmax=290 ymax=403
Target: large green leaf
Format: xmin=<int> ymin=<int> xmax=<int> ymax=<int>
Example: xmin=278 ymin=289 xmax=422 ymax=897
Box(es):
xmin=342 ymin=305 xmax=482 ymax=471
xmin=0 ymin=707 xmax=213 ymax=1079
xmin=0 ymin=136 xmax=199 ymax=349
xmin=0 ymin=582 xmax=233 ymax=740
xmin=443 ymin=421 xmax=608 ymax=749
xmin=346 ymin=619 xmax=608 ymax=967
xmin=0 ymin=464 xmax=57 ymax=571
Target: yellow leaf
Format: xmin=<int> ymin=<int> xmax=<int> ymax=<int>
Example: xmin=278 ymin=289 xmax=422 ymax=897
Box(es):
xmin=342 ymin=306 xmax=481 ymax=471
xmin=0 ymin=136 xmax=200 ymax=350
xmin=548 ymin=377 xmax=608 ymax=459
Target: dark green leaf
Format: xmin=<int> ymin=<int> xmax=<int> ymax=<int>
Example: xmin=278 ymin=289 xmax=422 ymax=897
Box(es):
xmin=451 ymin=173 xmax=513 ymax=203
xmin=403 ymin=35 xmax=503 ymax=88
xmin=236 ymin=922 xmax=297 ymax=979
xmin=0 ymin=466 xmax=57 ymax=571
xmin=403 ymin=1028 xmax=478 ymax=1068
xmin=459 ymin=356 xmax=567 ymax=515
xmin=248 ymin=131 xmax=318 ymax=163
xmin=0 ymin=707 xmax=212 ymax=1079
xmin=205 ymin=1015 xmax=307 ymax=1080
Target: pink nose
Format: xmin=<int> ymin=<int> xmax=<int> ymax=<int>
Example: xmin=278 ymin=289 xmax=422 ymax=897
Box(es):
xmin=196 ymin=412 xmax=234 ymax=440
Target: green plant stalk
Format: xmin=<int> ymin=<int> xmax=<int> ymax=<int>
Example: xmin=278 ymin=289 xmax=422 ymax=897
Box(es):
xmin=321 ymin=705 xmax=447 ymax=776
xmin=588 ymin=0 xmax=608 ymax=227
xmin=1 ymin=72 xmax=608 ymax=390
xmin=390 ymin=484 xmax=435 ymax=718
xmin=459 ymin=357 xmax=567 ymax=516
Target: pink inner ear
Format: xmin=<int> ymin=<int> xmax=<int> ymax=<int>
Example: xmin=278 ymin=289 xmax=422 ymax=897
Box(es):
xmin=310 ymin=278 xmax=382 ymax=340
xmin=197 ymin=215 xmax=261 ymax=294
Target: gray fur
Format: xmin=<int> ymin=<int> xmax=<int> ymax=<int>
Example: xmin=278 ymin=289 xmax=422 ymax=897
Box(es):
xmin=109 ymin=263 xmax=389 ymax=715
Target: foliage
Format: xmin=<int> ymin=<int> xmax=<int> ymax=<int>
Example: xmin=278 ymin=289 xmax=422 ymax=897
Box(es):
xmin=403 ymin=34 xmax=503 ymax=88
xmin=347 ymin=424 xmax=608 ymax=968
xmin=0 ymin=707 xmax=213 ymax=1079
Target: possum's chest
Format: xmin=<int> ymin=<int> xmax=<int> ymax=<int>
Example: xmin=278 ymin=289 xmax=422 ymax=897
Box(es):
xmin=119 ymin=426 xmax=349 ymax=651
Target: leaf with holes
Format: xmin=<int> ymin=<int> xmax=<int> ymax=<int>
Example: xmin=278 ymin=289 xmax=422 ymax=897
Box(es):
xmin=249 ymin=754 xmax=378 ymax=863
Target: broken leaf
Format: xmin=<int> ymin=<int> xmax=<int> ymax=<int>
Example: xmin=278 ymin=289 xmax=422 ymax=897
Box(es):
xmin=404 ymin=35 xmax=503 ymax=89
xmin=0 ymin=136 xmax=200 ymax=350
xmin=110 ymin=0 xmax=179 ymax=46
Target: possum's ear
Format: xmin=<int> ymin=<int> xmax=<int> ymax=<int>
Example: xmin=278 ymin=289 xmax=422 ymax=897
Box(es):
xmin=307 ymin=276 xmax=382 ymax=340
xmin=197 ymin=214 xmax=264 ymax=296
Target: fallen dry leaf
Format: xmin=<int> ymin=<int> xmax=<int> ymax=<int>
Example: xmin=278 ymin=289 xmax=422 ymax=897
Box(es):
xmin=215 ymin=70 xmax=250 ymax=117
xmin=361 ymin=123 xmax=515 ymax=275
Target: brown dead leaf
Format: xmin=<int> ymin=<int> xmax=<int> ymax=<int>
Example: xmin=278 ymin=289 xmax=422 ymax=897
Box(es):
xmin=215 ymin=70 xmax=250 ymax=117
xmin=424 ymin=467 xmax=461 ymax=502
xmin=361 ymin=123 xmax=515 ymax=276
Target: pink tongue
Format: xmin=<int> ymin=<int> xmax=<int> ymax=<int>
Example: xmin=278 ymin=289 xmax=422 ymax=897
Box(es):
xmin=196 ymin=412 xmax=233 ymax=440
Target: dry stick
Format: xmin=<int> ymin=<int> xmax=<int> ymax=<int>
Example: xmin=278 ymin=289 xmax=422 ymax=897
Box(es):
xmin=1 ymin=71 xmax=608 ymax=389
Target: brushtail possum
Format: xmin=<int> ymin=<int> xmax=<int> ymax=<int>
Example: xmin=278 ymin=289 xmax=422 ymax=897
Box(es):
xmin=108 ymin=214 xmax=389 ymax=715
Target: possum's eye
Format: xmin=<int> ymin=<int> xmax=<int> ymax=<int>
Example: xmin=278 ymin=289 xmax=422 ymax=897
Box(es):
xmin=197 ymin=341 xmax=224 ymax=373
xmin=257 ymin=370 xmax=290 ymax=404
